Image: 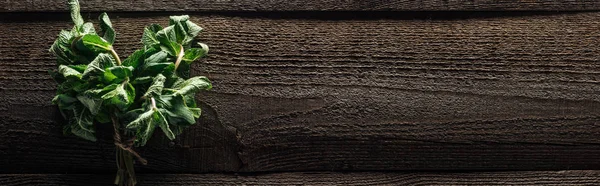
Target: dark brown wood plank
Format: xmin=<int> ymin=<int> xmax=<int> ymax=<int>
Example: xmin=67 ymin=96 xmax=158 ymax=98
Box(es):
xmin=1 ymin=12 xmax=600 ymax=173
xmin=1 ymin=171 xmax=600 ymax=185
xmin=1 ymin=0 xmax=600 ymax=12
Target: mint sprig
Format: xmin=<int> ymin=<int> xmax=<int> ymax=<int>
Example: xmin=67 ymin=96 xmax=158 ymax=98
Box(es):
xmin=49 ymin=0 xmax=211 ymax=185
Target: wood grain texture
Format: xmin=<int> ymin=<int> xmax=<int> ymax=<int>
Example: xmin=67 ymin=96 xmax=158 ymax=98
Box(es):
xmin=1 ymin=12 xmax=600 ymax=173
xmin=1 ymin=0 xmax=600 ymax=12
xmin=1 ymin=171 xmax=599 ymax=185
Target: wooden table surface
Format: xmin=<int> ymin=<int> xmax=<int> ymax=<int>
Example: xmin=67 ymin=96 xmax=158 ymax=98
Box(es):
xmin=0 ymin=1 xmax=599 ymax=185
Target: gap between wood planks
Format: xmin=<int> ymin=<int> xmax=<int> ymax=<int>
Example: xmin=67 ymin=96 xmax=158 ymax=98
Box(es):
xmin=0 ymin=11 xmax=594 ymax=22
xmin=1 ymin=171 xmax=599 ymax=185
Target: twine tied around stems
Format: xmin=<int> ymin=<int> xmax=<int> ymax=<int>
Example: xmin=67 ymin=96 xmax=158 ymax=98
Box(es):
xmin=112 ymin=115 xmax=148 ymax=165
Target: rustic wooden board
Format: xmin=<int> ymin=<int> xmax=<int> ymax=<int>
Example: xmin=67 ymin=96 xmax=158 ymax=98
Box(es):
xmin=2 ymin=171 xmax=599 ymax=185
xmin=2 ymin=0 xmax=600 ymax=12
xmin=1 ymin=12 xmax=600 ymax=173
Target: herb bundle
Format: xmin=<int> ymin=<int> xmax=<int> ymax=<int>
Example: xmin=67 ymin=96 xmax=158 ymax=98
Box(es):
xmin=49 ymin=0 xmax=211 ymax=185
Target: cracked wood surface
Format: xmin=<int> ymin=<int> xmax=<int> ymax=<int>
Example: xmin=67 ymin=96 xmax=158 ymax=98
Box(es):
xmin=2 ymin=171 xmax=600 ymax=185
xmin=2 ymin=1 xmax=600 ymax=12
xmin=1 ymin=12 xmax=600 ymax=173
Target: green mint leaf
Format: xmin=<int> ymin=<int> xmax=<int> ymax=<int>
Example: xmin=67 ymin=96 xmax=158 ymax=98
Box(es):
xmin=49 ymin=69 xmax=63 ymax=83
xmin=197 ymin=42 xmax=209 ymax=54
xmin=144 ymin=74 xmax=166 ymax=98
xmin=125 ymin=108 xmax=173 ymax=146
xmin=94 ymin=111 xmax=111 ymax=124
xmin=49 ymin=30 xmax=75 ymax=65
xmin=128 ymin=94 xmax=195 ymax=143
xmin=56 ymin=79 xmax=83 ymax=94
xmin=131 ymin=76 xmax=153 ymax=85
xmin=82 ymin=22 xmax=96 ymax=35
xmin=122 ymin=49 xmax=144 ymax=69
xmin=58 ymin=29 xmax=93 ymax=64
xmin=173 ymin=76 xmax=212 ymax=96
xmin=157 ymin=25 xmax=177 ymax=44
xmin=82 ymin=53 xmax=115 ymax=78
xmin=135 ymin=112 xmax=156 ymax=145
xmin=160 ymin=41 xmax=182 ymax=57
xmin=70 ymin=123 xmax=97 ymax=141
xmin=67 ymin=0 xmax=84 ymax=32
xmin=72 ymin=105 xmax=95 ymax=133
xmin=70 ymin=64 xmax=87 ymax=72
xmin=156 ymin=26 xmax=184 ymax=56
xmin=158 ymin=94 xmax=196 ymax=125
xmin=148 ymin=24 xmax=164 ymax=33
xmin=142 ymin=50 xmax=172 ymax=76
xmin=189 ymin=107 xmax=201 ymax=118
xmin=155 ymin=109 xmax=175 ymax=140
xmin=98 ymin=13 xmax=116 ymax=44
xmin=182 ymin=90 xmax=197 ymax=108
xmin=169 ymin=15 xmax=189 ymax=25
xmin=145 ymin=50 xmax=168 ymax=64
xmin=170 ymin=125 xmax=187 ymax=137
xmin=174 ymin=62 xmax=190 ymax=79
xmin=52 ymin=94 xmax=79 ymax=109
xmin=53 ymin=94 xmax=78 ymax=120
xmin=99 ymin=84 xmax=118 ymax=95
xmin=173 ymin=22 xmax=187 ymax=44
xmin=185 ymin=21 xmax=203 ymax=40
xmin=123 ymin=108 xmax=150 ymax=145
xmin=101 ymin=82 xmax=135 ymax=111
xmin=103 ymin=73 xmax=118 ymax=83
xmin=104 ymin=66 xmax=134 ymax=82
xmin=69 ymin=103 xmax=97 ymax=141
xmin=77 ymin=34 xmax=113 ymax=53
xmin=71 ymin=82 xmax=89 ymax=93
xmin=58 ymin=65 xmax=84 ymax=79
xmin=169 ymin=15 xmax=203 ymax=44
xmin=77 ymin=89 xmax=104 ymax=115
xmin=142 ymin=24 xmax=162 ymax=47
xmin=124 ymin=108 xmax=152 ymax=129
xmin=182 ymin=48 xmax=207 ymax=63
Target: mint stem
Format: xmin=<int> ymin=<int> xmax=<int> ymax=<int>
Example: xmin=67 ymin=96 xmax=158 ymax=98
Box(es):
xmin=111 ymin=113 xmax=137 ymax=186
xmin=110 ymin=48 xmax=122 ymax=66
xmin=151 ymin=97 xmax=158 ymax=110
xmin=174 ymin=44 xmax=184 ymax=71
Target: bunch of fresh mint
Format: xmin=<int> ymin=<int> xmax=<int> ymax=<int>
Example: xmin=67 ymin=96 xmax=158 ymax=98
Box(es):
xmin=50 ymin=1 xmax=211 ymax=185
xmin=50 ymin=0 xmax=210 ymax=159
